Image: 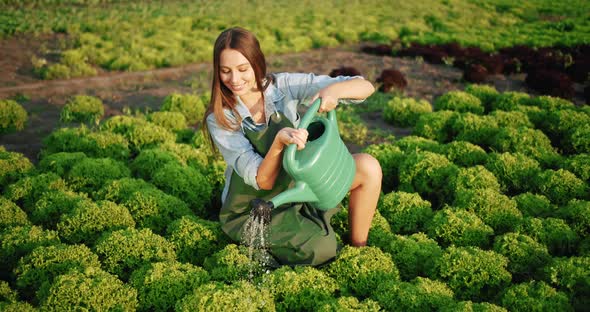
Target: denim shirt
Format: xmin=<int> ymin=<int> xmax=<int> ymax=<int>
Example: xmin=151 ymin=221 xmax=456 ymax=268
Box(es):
xmin=206 ymin=72 xmax=365 ymax=203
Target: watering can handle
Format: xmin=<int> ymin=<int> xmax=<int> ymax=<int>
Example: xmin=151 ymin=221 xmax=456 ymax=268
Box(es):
xmin=284 ymin=98 xmax=337 ymax=170
xmin=297 ymin=98 xmax=336 ymax=129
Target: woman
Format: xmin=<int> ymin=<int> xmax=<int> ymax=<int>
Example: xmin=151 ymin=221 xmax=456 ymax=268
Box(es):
xmin=203 ymin=27 xmax=382 ymax=266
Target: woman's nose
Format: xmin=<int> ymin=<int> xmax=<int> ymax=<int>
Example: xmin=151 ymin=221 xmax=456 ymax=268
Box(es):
xmin=230 ymin=71 xmax=241 ymax=83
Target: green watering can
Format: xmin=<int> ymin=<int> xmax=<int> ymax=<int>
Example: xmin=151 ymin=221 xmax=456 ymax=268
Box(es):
xmin=250 ymin=98 xmax=356 ymax=223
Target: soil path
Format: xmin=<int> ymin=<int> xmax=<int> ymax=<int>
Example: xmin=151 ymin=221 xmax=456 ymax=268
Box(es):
xmin=0 ymin=43 xmax=556 ymax=162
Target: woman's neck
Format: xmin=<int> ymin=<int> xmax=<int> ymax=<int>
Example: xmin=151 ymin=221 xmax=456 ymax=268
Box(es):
xmin=240 ymin=91 xmax=265 ymax=123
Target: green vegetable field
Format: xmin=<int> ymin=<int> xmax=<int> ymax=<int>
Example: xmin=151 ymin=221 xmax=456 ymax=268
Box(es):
xmin=1 ymin=0 xmax=589 ymax=311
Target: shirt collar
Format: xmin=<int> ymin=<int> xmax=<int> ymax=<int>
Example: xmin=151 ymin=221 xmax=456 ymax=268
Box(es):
xmin=233 ymin=80 xmax=285 ymax=124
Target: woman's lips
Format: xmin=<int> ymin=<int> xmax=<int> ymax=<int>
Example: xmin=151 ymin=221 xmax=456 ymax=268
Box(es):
xmin=230 ymin=83 xmax=245 ymax=91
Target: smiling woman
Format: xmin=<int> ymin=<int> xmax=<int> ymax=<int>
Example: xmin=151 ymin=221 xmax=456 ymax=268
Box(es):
xmin=202 ymin=27 xmax=381 ymax=266
xmin=219 ymin=49 xmax=265 ymax=123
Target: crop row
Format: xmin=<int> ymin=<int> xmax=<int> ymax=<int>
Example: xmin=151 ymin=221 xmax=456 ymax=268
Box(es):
xmin=2 ymin=0 xmax=590 ymax=80
xmin=0 ymin=86 xmax=588 ymax=311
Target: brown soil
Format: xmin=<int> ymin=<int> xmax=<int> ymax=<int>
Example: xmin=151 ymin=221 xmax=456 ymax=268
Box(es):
xmin=0 ymin=36 xmax=586 ymax=162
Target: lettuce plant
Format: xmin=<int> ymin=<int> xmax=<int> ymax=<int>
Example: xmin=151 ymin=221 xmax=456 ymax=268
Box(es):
xmin=151 ymin=163 xmax=212 ymax=217
xmin=521 ymin=217 xmax=579 ymax=256
xmin=489 ymin=91 xmax=531 ymax=111
xmin=129 ymin=261 xmax=209 ymax=312
xmin=485 ymin=152 xmax=541 ymax=195
xmin=413 ymin=110 xmax=457 ymax=143
xmin=326 ymin=245 xmax=400 ymax=297
xmin=379 ymin=191 xmax=433 ymax=234
xmin=394 ymin=135 xmax=443 ymax=154
xmin=492 ymin=232 xmax=550 ymax=280
xmin=67 ymin=157 xmax=131 ymax=193
xmin=167 ymin=215 xmax=229 ymax=266
xmin=94 ymin=177 xmax=156 ymax=203
xmin=3 ymin=173 xmax=68 ymax=212
xmin=14 ymin=243 xmax=101 ymax=302
xmin=384 ymin=96 xmax=432 ymax=127
xmin=529 ymin=95 xmax=576 ymax=111
xmin=436 ymin=246 xmax=511 ymax=301
xmin=464 ymin=84 xmax=499 ymax=112
xmin=571 ymin=123 xmax=590 ymax=154
xmin=202 ymin=244 xmax=255 ymax=283
xmin=101 ymin=115 xmax=176 ymax=150
xmin=0 ymin=225 xmax=60 ymax=280
xmin=373 ymin=277 xmax=455 ymax=312
xmin=543 ymin=256 xmax=590 ymax=311
xmin=0 ymin=197 xmax=29 ymax=229
xmin=434 ymin=91 xmax=484 ymax=114
xmin=60 ymin=95 xmax=104 ymax=125
xmin=378 ymin=233 xmax=442 ymax=280
xmin=57 ymin=200 xmax=135 ymax=245
xmin=535 ymin=169 xmax=588 ymax=205
xmin=363 ymin=143 xmax=404 ymax=193
xmin=452 ymin=165 xmax=500 ymax=194
xmin=500 ymin=281 xmax=571 ymax=312
xmin=512 ymin=192 xmax=555 ymax=218
xmin=562 ymin=153 xmax=590 ymax=182
xmin=29 ymin=189 xmax=90 ymax=229
xmin=0 ymin=147 xmax=33 ymax=190
xmin=0 ymin=99 xmax=28 ymax=134
xmin=122 ymin=188 xmax=194 ymax=235
xmin=40 ymin=126 xmax=130 ymax=161
xmin=37 ymin=152 xmax=88 ymax=177
xmin=454 ymin=188 xmax=523 ymax=234
xmin=449 ymin=112 xmax=498 ymax=147
xmin=443 ymin=140 xmax=487 ymax=167
xmin=160 ymin=93 xmax=208 ymax=125
xmin=147 ymin=111 xmax=188 ymax=131
xmin=130 ymin=148 xmax=183 ymax=181
xmin=39 ymin=267 xmax=137 ymax=311
xmin=427 ymin=206 xmax=493 ymax=248
xmin=558 ymin=199 xmax=590 ymax=239
xmin=175 ymin=280 xmax=274 ymax=312
xmin=317 ymin=296 xmax=381 ymax=312
xmin=261 ymin=265 xmax=339 ymax=312
xmin=399 ymin=150 xmax=458 ymax=208
xmin=93 ymin=228 xmax=176 ymax=281
xmin=490 ymin=126 xmax=557 ymax=163
xmin=490 ymin=110 xmax=533 ymax=129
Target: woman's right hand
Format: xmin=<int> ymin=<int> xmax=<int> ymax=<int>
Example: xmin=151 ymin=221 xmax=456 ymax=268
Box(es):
xmin=275 ymin=127 xmax=309 ymax=150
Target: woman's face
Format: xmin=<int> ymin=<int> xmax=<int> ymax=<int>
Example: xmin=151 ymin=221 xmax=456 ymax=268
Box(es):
xmin=219 ymin=49 xmax=257 ymax=97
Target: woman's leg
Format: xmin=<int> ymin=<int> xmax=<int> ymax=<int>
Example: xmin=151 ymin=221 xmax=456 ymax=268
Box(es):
xmin=348 ymin=153 xmax=382 ymax=246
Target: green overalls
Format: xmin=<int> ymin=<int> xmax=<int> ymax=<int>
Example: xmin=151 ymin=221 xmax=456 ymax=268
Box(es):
xmin=219 ymin=112 xmax=339 ymax=266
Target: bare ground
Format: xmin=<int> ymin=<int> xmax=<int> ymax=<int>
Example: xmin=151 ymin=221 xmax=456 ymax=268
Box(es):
xmin=0 ymin=36 xmax=586 ymax=162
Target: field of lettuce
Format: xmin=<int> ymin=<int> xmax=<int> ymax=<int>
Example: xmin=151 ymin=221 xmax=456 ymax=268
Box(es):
xmin=1 ymin=0 xmax=590 ymax=311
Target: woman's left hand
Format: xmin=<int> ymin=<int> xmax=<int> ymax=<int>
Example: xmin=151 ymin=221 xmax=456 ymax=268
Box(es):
xmin=311 ymin=92 xmax=338 ymax=113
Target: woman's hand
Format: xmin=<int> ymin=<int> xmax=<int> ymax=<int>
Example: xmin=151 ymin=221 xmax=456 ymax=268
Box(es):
xmin=310 ymin=93 xmax=338 ymax=113
xmin=275 ymin=127 xmax=309 ymax=150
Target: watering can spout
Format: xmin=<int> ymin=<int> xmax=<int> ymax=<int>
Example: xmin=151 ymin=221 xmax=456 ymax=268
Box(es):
xmin=270 ymin=181 xmax=319 ymax=208
xmin=249 ymin=198 xmax=273 ymax=225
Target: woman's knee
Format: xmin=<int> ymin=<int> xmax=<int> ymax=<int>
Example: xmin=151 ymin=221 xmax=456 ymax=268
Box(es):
xmin=354 ymin=153 xmax=382 ymax=181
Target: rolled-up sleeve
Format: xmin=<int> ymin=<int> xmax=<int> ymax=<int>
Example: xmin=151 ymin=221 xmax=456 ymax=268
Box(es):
xmin=278 ymin=72 xmax=366 ymax=105
xmin=206 ymin=113 xmax=262 ymax=190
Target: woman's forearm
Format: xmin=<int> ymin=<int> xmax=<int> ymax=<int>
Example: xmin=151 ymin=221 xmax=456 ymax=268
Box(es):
xmin=324 ymin=77 xmax=375 ymax=100
xmin=255 ymin=139 xmax=285 ymax=190
xmin=256 ymin=127 xmax=308 ymax=190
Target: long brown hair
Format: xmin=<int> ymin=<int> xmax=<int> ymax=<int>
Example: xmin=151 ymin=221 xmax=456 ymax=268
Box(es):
xmin=202 ymin=27 xmax=271 ymax=151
